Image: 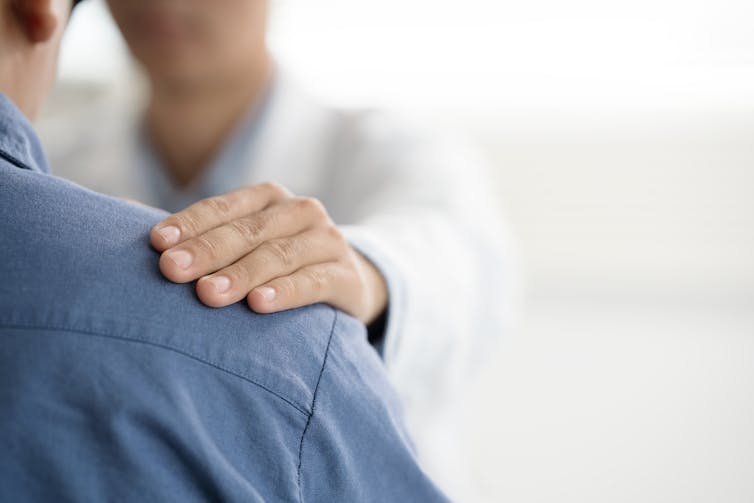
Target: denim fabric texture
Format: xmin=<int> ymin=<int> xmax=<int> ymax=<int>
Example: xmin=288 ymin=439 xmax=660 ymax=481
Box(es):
xmin=0 ymin=94 xmax=449 ymax=502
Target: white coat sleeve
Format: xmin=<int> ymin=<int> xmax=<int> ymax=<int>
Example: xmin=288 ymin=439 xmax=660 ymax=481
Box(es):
xmin=327 ymin=111 xmax=521 ymax=427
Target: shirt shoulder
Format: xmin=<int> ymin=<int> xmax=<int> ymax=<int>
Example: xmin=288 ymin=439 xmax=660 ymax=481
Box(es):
xmin=0 ymin=163 xmax=449 ymax=502
xmin=0 ymin=163 xmax=348 ymax=414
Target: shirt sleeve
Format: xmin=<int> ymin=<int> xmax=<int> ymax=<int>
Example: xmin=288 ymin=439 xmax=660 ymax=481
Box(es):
xmin=340 ymin=224 xmax=406 ymax=358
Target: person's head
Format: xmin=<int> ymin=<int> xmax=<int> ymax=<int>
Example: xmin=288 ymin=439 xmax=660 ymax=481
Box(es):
xmin=106 ymin=0 xmax=269 ymax=93
xmin=0 ymin=0 xmax=71 ymax=119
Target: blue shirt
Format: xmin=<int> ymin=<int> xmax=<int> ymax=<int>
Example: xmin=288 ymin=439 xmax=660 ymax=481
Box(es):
xmin=0 ymin=94 xmax=448 ymax=502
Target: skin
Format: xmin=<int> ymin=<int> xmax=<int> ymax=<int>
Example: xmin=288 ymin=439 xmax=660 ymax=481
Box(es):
xmin=0 ymin=0 xmax=71 ymax=120
xmin=107 ymin=0 xmax=389 ymax=324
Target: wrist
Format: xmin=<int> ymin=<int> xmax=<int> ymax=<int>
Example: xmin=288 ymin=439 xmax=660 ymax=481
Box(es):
xmin=355 ymin=251 xmax=388 ymax=325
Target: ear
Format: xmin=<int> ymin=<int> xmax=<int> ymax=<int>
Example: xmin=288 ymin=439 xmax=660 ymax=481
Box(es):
xmin=12 ymin=0 xmax=65 ymax=43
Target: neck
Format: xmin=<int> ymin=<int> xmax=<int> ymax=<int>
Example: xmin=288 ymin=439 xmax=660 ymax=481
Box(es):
xmin=0 ymin=19 xmax=45 ymax=121
xmin=145 ymin=54 xmax=272 ymax=187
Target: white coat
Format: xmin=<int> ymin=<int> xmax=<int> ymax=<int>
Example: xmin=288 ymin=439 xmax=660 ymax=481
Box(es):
xmin=41 ymin=68 xmax=519 ymax=500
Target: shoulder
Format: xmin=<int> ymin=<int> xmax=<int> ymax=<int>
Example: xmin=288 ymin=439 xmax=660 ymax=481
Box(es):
xmin=297 ymin=306 xmax=451 ymax=502
xmin=0 ymin=164 xmax=361 ymax=414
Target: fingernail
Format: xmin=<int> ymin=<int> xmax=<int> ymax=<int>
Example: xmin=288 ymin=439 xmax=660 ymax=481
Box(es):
xmin=157 ymin=225 xmax=181 ymax=246
xmin=255 ymin=286 xmax=276 ymax=302
xmin=167 ymin=249 xmax=193 ymax=269
xmin=205 ymin=275 xmax=231 ymax=294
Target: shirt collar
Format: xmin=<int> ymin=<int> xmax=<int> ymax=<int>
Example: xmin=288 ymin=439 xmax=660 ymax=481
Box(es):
xmin=0 ymin=94 xmax=50 ymax=175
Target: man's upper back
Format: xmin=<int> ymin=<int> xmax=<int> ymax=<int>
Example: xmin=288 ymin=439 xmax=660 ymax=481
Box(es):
xmin=0 ymin=95 xmax=447 ymax=502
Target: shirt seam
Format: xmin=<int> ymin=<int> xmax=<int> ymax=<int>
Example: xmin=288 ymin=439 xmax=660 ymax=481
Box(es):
xmin=296 ymin=307 xmax=338 ymax=503
xmin=0 ymin=148 xmax=33 ymax=172
xmin=0 ymin=322 xmax=311 ymax=417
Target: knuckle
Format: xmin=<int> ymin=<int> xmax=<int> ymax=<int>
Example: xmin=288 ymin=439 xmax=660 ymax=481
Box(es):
xmin=324 ymin=224 xmax=346 ymax=246
xmin=304 ymin=267 xmax=327 ymax=293
xmin=265 ymin=239 xmax=297 ymax=267
xmin=276 ymin=276 xmax=297 ymax=298
xmin=174 ymin=212 xmax=202 ymax=236
xmin=296 ymin=197 xmax=327 ymax=218
xmin=228 ymin=263 xmax=252 ymax=287
xmin=292 ymin=197 xmax=311 ymax=211
xmin=230 ymin=217 xmax=265 ymax=245
xmin=200 ymin=196 xmax=232 ymax=217
xmin=192 ymin=236 xmax=221 ymax=262
xmin=261 ymin=181 xmax=291 ymax=199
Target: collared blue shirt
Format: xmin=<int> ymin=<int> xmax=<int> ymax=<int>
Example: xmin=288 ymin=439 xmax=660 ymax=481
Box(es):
xmin=0 ymin=94 xmax=448 ymax=502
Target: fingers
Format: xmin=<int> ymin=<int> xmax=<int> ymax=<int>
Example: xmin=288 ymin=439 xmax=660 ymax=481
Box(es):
xmin=150 ymin=182 xmax=292 ymax=251
xmin=149 ymin=183 xmax=372 ymax=318
xmin=247 ymin=262 xmax=357 ymax=316
xmin=158 ymin=197 xmax=332 ymax=283
xmin=194 ymin=230 xmax=342 ymax=307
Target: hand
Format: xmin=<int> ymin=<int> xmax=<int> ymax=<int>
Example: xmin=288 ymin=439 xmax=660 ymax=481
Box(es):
xmin=149 ymin=182 xmax=388 ymax=324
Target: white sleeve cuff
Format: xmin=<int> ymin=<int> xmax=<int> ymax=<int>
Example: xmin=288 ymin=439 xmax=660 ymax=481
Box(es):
xmin=339 ymin=224 xmax=405 ymax=364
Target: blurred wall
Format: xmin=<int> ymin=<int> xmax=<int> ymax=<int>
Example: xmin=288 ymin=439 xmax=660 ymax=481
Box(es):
xmin=460 ymin=105 xmax=754 ymax=302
